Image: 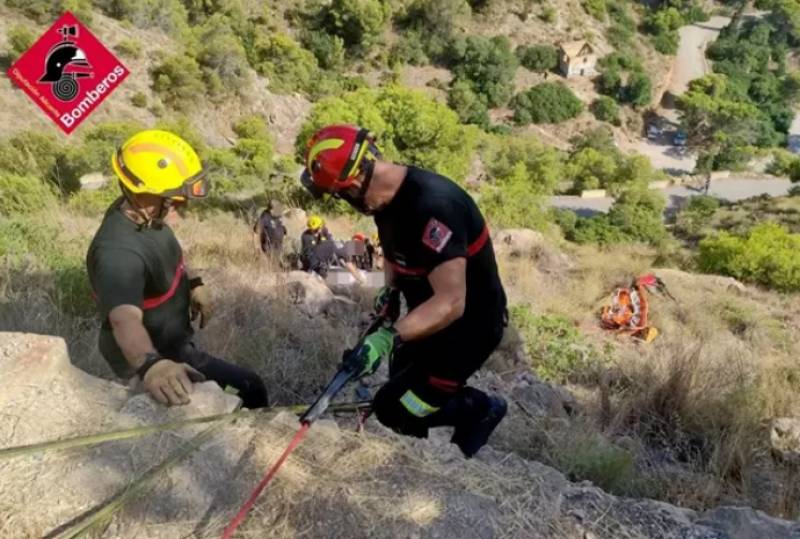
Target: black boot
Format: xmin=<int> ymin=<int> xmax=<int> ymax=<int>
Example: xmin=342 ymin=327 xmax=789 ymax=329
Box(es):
xmin=451 ymin=395 xmax=507 ymax=458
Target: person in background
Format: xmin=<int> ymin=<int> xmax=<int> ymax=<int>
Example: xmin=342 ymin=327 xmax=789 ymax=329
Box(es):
xmin=252 ymin=200 xmax=287 ymax=259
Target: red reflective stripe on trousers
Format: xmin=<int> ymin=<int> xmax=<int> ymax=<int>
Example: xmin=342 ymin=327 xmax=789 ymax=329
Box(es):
xmin=428 ymin=376 xmax=461 ymax=393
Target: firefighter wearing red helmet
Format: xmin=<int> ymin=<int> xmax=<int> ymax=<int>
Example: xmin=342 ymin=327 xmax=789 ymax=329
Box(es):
xmin=301 ymin=124 xmax=508 ymax=458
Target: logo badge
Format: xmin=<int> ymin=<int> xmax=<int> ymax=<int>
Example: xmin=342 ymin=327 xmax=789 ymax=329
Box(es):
xmin=422 ymin=218 xmax=453 ymax=253
xmin=7 ymin=12 xmax=129 ymax=134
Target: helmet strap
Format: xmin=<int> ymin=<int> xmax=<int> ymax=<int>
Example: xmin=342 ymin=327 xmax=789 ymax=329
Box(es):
xmin=119 ymin=182 xmax=166 ymax=230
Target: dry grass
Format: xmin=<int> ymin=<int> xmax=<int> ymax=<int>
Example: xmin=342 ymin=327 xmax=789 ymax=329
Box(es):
xmin=495 ymin=239 xmax=800 ymax=518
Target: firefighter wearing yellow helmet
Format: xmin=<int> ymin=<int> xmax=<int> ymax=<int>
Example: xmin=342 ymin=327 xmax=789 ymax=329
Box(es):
xmin=87 ymin=130 xmax=268 ymax=409
xmin=300 ymin=214 xmax=333 ymax=272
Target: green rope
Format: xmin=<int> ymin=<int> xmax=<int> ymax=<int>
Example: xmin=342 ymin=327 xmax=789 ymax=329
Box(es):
xmin=53 ymin=421 xmax=228 ymax=539
xmin=0 ymin=401 xmax=370 ymax=461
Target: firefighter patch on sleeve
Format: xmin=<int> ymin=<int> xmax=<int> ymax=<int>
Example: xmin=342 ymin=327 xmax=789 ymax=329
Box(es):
xmin=422 ymin=218 xmax=453 ymax=253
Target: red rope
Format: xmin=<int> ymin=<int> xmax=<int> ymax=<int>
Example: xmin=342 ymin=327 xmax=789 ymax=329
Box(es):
xmin=221 ymin=422 xmax=311 ymax=538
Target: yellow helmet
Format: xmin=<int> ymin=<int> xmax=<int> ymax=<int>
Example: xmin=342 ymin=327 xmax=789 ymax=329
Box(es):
xmin=307 ymin=215 xmax=324 ymax=230
xmin=112 ymin=130 xmax=209 ymax=200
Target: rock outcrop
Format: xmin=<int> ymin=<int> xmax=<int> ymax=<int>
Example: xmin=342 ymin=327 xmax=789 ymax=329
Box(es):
xmin=1 ymin=332 xmax=798 ymax=539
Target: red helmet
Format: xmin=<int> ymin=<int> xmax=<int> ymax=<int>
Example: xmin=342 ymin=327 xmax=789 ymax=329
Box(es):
xmin=302 ymin=124 xmax=376 ymax=197
xmin=352 ymin=232 xmax=367 ymax=242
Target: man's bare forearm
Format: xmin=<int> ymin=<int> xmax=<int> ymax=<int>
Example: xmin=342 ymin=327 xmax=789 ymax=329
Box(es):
xmin=395 ymin=295 xmax=463 ymax=341
xmin=108 ymin=305 xmax=156 ymax=370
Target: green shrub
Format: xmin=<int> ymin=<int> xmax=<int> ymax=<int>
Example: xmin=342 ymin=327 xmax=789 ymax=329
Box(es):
xmin=515 ymin=44 xmax=559 ymax=72
xmin=698 ymin=222 xmax=800 ymax=292
xmin=57 ymin=121 xmax=142 ymax=193
xmin=566 ymin=148 xmax=618 ymax=192
xmin=447 ymin=80 xmax=490 ymax=128
xmin=582 ymin=0 xmax=607 ymax=20
xmin=150 ymin=54 xmax=206 ymax=109
xmin=6 ymin=0 xmax=91 ymax=23
xmin=8 ymin=25 xmax=35 ymax=59
xmin=483 ymin=134 xmax=564 ymax=194
xmin=100 ymin=0 xmax=188 ymax=35
xmin=554 ymin=433 xmax=637 ymax=495
xmin=194 ymin=14 xmax=251 ymax=96
xmin=67 ymin=184 xmax=121 ymax=216
xmin=567 ymin=188 xmax=667 ymax=246
xmin=644 ymin=7 xmax=684 ymax=55
xmin=297 ymin=86 xmax=477 ymax=182
xmin=511 ymin=305 xmax=606 ymax=383
xmin=0 ymin=132 xmax=63 ymax=185
xmin=540 ymin=5 xmax=556 ymax=22
xmin=479 ymin=134 xmax=565 ymax=229
xmin=303 ymin=31 xmax=346 ymax=70
xmin=597 ymin=68 xmax=623 ymax=98
xmin=115 ymin=38 xmax=142 ymax=59
xmin=0 ymin=173 xmax=58 ymax=215
xmin=623 ymin=71 xmax=653 ymax=108
xmin=397 ymin=0 xmax=471 ymax=62
xmin=388 ymin=31 xmax=429 ymax=67
xmin=317 ymin=0 xmax=389 ymax=52
xmin=250 ymin=33 xmax=321 ymax=95
xmin=591 ymin=97 xmax=620 ymax=124
xmin=674 ymin=195 xmax=720 ymax=237
xmin=511 ymin=83 xmax=583 ymax=124
xmin=449 ymin=35 xmax=519 ymax=107
xmin=130 ymin=92 xmax=148 ymax=108
xmin=232 ymin=115 xmax=274 ymax=177
xmin=607 ymin=187 xmax=667 ymax=244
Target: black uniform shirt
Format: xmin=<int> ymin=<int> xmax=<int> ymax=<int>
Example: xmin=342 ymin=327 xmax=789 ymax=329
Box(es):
xmin=375 ymin=166 xmax=506 ymax=330
xmin=86 ymin=200 xmax=192 ymax=377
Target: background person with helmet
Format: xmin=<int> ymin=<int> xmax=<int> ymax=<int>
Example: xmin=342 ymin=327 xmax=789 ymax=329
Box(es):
xmin=86 ymin=130 xmax=268 ymax=409
xmin=253 ymin=200 xmax=287 ymax=259
xmin=300 ymin=214 xmax=332 ymax=273
xmin=301 ymin=124 xmax=508 ymax=458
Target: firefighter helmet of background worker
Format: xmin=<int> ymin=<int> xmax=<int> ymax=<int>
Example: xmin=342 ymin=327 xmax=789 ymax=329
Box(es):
xmin=307 ymin=215 xmax=324 ymax=231
xmin=112 ymin=130 xmax=209 ymax=201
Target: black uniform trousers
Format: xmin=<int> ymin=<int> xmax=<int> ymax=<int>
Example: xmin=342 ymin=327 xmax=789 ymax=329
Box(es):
xmin=372 ymin=314 xmax=505 ymax=438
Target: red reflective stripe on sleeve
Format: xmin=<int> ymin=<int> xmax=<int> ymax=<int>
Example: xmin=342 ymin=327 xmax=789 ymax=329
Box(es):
xmin=142 ymin=257 xmax=185 ymax=310
xmin=428 ymin=376 xmax=461 ymax=393
xmin=467 ymin=226 xmax=489 ymax=257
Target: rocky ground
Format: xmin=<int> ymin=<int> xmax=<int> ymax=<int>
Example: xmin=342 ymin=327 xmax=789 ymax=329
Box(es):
xmin=2 ymin=320 xmax=799 ymax=537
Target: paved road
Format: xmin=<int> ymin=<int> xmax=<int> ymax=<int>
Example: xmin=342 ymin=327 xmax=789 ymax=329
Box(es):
xmin=622 ymin=17 xmax=732 ymax=175
xmin=550 ymin=178 xmax=793 ymax=215
xmin=668 ymin=16 xmax=732 ymax=99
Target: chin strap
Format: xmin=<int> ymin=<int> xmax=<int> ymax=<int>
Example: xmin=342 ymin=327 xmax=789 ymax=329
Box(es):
xmin=119 ymin=182 xmax=171 ymax=229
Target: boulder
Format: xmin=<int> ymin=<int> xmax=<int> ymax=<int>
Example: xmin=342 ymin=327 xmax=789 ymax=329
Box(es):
xmin=281 ymin=208 xmax=308 ymax=250
xmin=493 ymin=228 xmax=546 ymax=259
xmin=273 ymin=271 xmax=334 ymax=316
xmin=0 ymin=332 xmax=248 ymax=538
xmin=696 ymin=506 xmax=800 ymax=539
xmin=770 ymin=417 xmax=800 ymax=463
xmin=79 ymin=172 xmax=108 ymax=190
xmin=492 ymin=228 xmax=573 ymax=273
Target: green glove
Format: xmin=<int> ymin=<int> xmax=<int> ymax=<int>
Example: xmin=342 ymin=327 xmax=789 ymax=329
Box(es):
xmin=345 ymin=327 xmax=398 ymax=377
xmin=374 ymin=286 xmax=400 ymax=322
